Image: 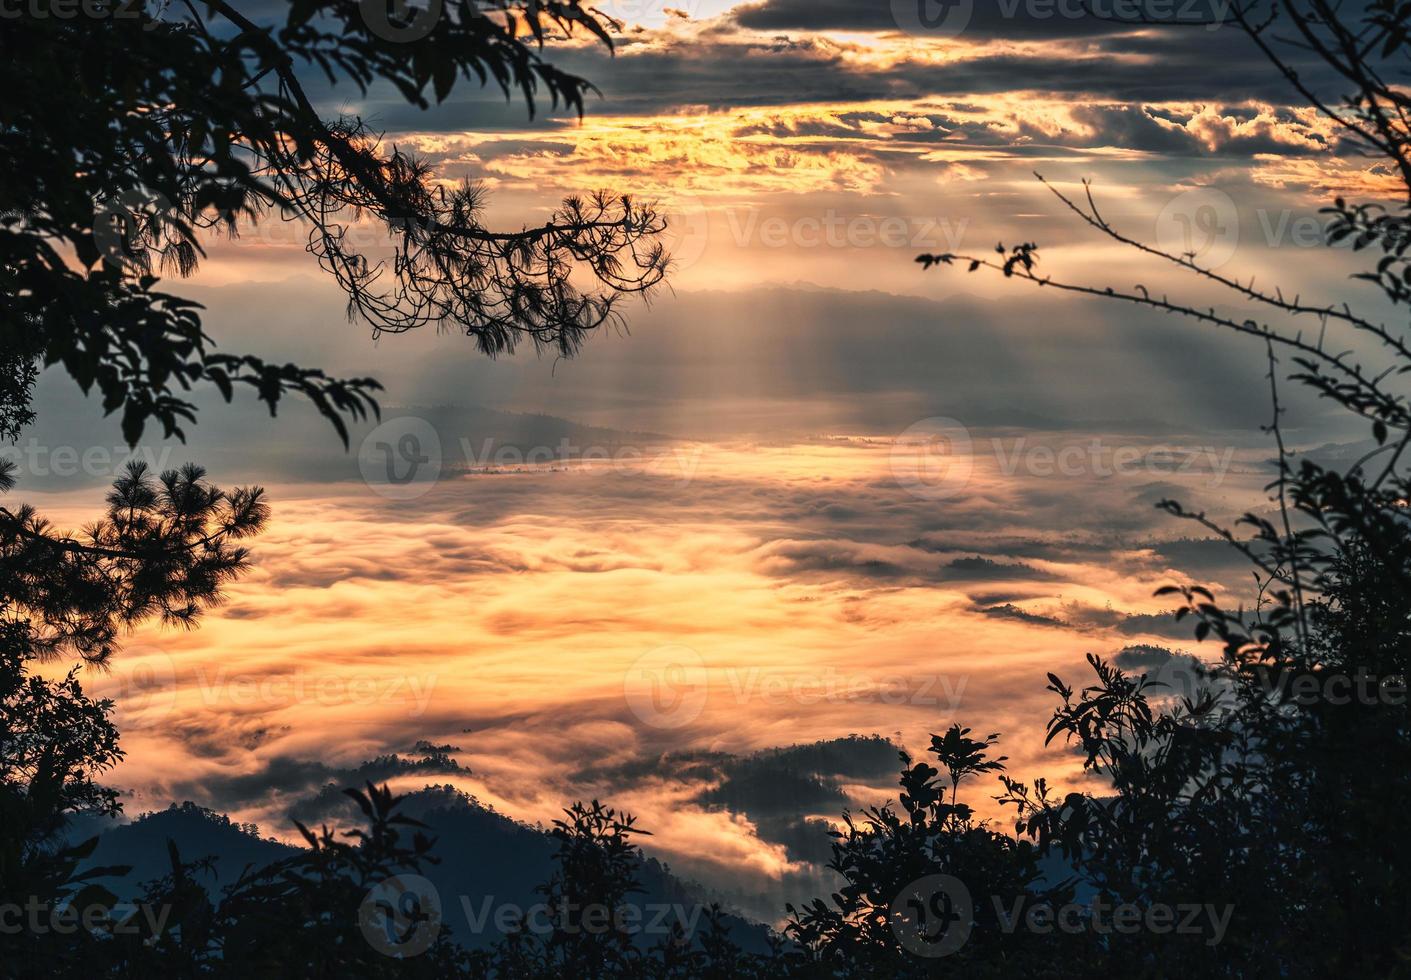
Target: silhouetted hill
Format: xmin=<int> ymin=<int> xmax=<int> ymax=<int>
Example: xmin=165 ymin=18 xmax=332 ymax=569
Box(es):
xmin=77 ymin=802 xmax=298 ymax=896
xmin=75 ymin=783 xmax=770 ymax=952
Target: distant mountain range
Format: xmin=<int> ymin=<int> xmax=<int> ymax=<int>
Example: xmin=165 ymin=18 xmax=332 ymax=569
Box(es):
xmin=64 ymin=734 xmax=914 ymax=948
xmin=70 ymin=780 xmax=769 ymax=952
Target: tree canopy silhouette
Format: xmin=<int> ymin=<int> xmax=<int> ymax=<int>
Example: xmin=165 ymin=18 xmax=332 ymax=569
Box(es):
xmin=6 ymin=2 xmax=1411 ymax=978
xmin=0 ymin=3 xmax=666 ymax=974
xmin=2 ymin=0 xmax=667 ymax=444
xmin=914 ymin=1 xmax=1411 ymax=972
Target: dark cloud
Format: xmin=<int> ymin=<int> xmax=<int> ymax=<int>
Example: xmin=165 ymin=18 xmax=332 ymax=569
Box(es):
xmin=23 ymin=279 xmax=1289 ymax=467
xmin=1117 ymin=610 xmax=1200 ymax=638
xmin=166 ymin=747 xmax=467 ymax=819
xmin=1112 ymin=642 xmax=1187 ymax=670
xmin=755 ymin=540 xmax=916 ymax=580
xmin=732 ymin=0 xmax=1232 ymax=37
xmin=305 ymin=13 xmax=1329 ymax=130
xmin=939 ymin=556 xmax=1053 ymax=580
xmin=981 ymin=603 xmax=1069 ymax=627
xmin=579 ymin=736 xmax=900 ymax=867
xmin=979 ymin=597 xmax=1202 ymax=639
xmin=1145 ymin=536 xmax=1253 ymax=578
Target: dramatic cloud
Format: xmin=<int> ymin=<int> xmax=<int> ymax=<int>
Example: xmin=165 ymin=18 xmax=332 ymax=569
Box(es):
xmin=25 ymin=0 xmax=1398 ymax=919
xmin=31 ymin=420 xmax=1287 ymax=910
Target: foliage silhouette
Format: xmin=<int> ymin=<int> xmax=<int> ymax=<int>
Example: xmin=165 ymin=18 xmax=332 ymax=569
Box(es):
xmin=0 ymin=2 xmax=666 ymax=975
xmin=0 ymin=460 xmax=268 ymax=667
xmin=7 ymin=1 xmax=1411 ymax=977
xmin=0 ymin=460 xmax=270 ymax=974
xmin=2 ymin=0 xmax=666 ymax=444
xmin=916 ymin=1 xmax=1411 ymax=974
xmin=0 ymin=630 xmax=126 ymax=976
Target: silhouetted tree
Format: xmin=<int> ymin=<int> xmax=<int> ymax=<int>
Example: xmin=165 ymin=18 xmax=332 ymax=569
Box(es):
xmin=0 ymin=625 xmax=126 ymax=975
xmin=784 ymin=726 xmax=1088 ymax=978
xmin=0 ymin=346 xmax=38 ymax=443
xmin=458 ymin=9 xmax=1411 ymax=970
xmin=14 ymin=2 xmax=1411 ymax=978
xmin=917 ymin=1 xmax=1411 ymax=974
xmin=2 ymin=0 xmax=667 ymax=443
xmin=0 ymin=460 xmax=270 ymax=974
xmin=0 ymin=460 xmax=268 ymax=666
xmin=0 ymin=4 xmax=667 ymax=969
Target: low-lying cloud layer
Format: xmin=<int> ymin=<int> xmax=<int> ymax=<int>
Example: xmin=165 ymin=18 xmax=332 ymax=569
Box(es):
xmin=34 ymin=425 xmax=1286 ymax=911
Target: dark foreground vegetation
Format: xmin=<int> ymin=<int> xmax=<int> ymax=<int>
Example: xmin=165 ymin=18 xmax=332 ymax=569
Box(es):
xmin=3 ymin=1 xmax=1410 ymax=976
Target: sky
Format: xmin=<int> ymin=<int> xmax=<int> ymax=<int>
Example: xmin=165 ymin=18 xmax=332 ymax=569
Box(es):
xmin=20 ymin=0 xmax=1402 ymax=919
